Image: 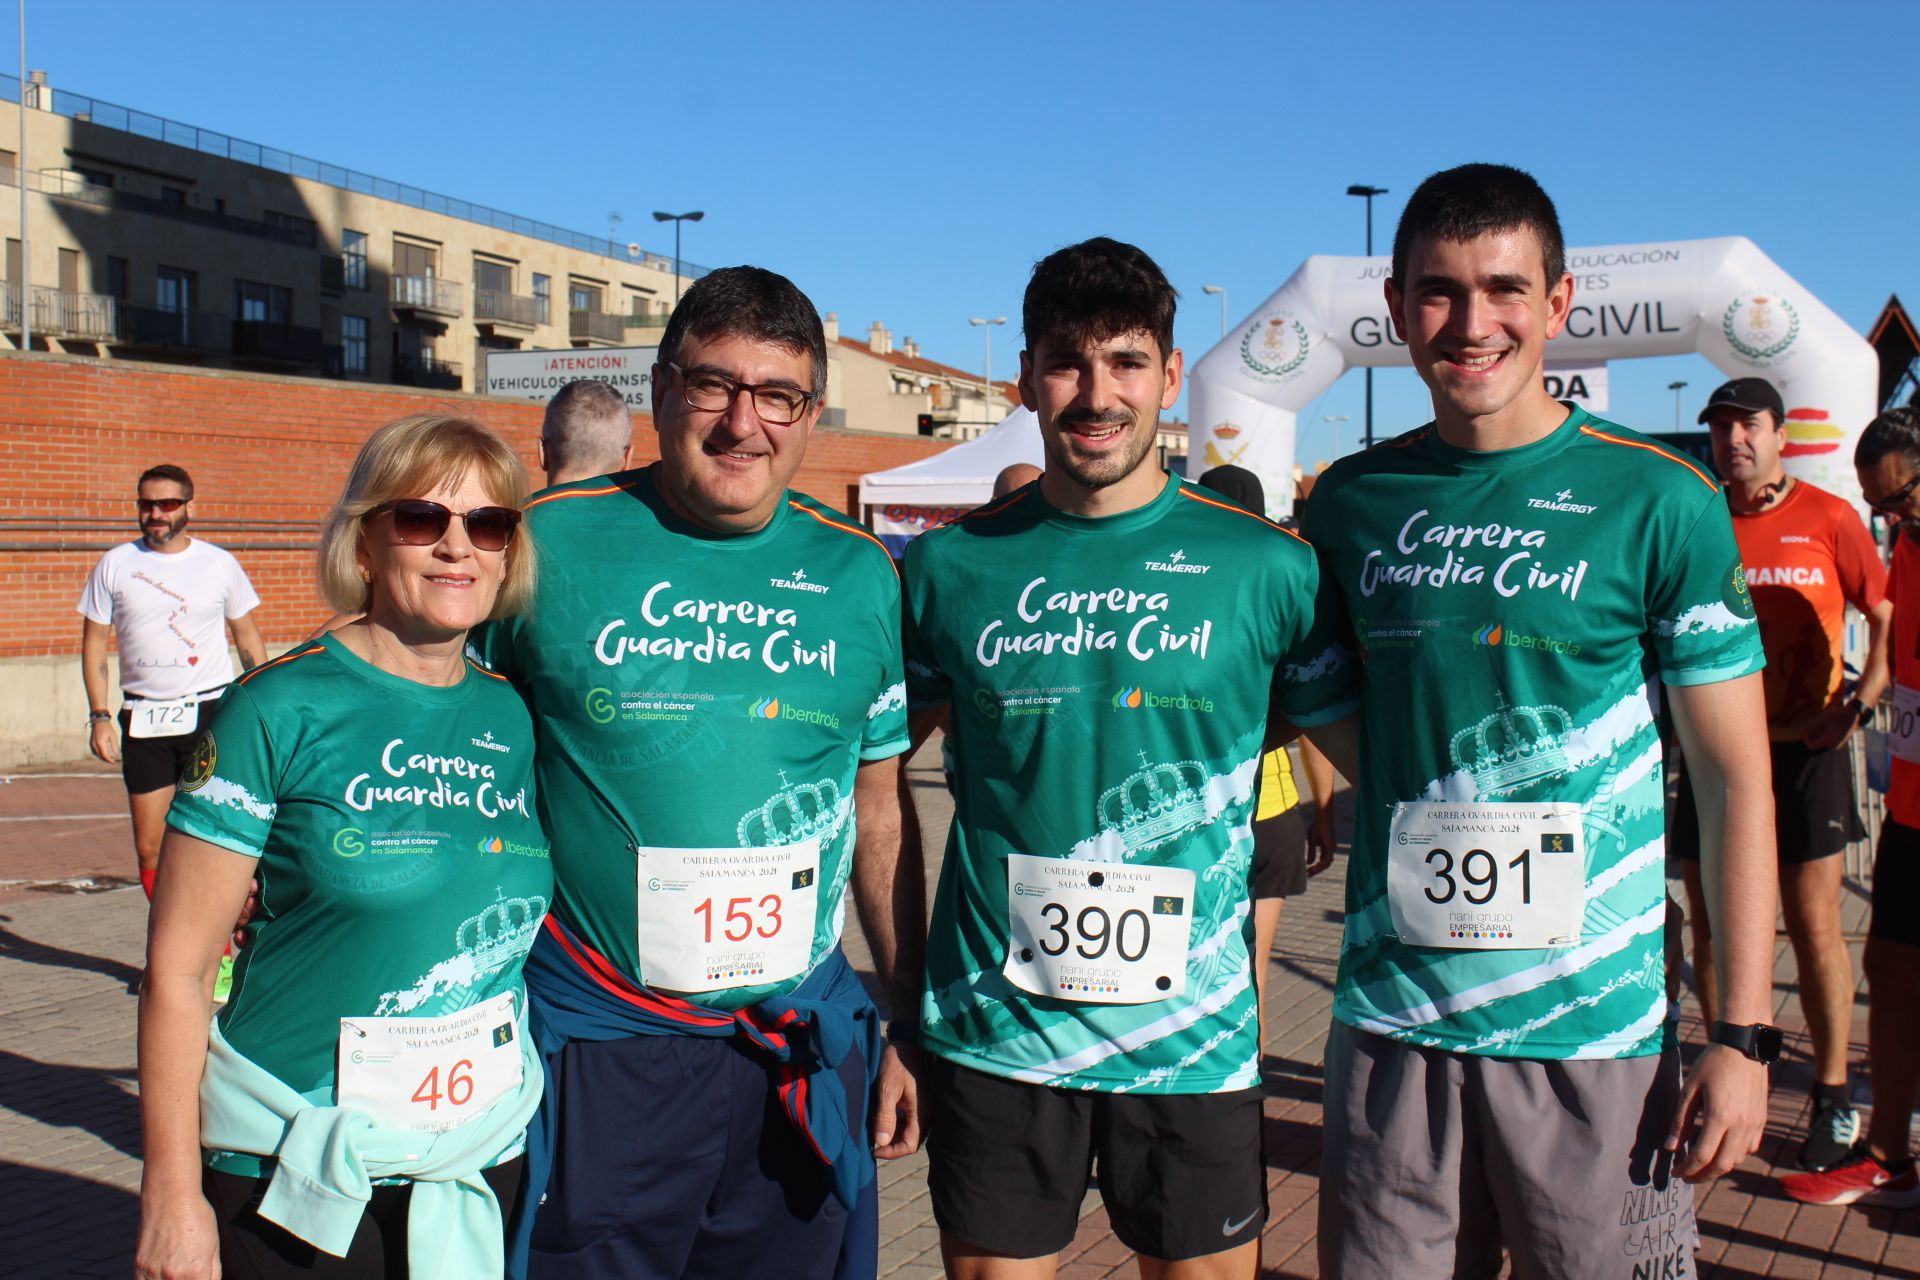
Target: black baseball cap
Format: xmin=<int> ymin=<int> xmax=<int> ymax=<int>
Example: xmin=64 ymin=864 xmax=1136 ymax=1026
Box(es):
xmin=1698 ymin=377 xmax=1785 ymax=425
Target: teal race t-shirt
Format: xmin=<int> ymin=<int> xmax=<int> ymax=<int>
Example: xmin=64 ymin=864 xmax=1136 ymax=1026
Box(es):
xmin=167 ymin=633 xmax=552 ymax=1106
xmin=476 ymin=466 xmax=909 ymax=1011
xmin=905 ymin=474 xmax=1357 ymax=1094
xmin=1301 ymin=406 xmax=1765 ymax=1060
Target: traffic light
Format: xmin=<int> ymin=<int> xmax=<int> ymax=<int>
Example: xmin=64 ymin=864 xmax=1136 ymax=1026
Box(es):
xmin=916 ymin=413 xmax=935 ymax=436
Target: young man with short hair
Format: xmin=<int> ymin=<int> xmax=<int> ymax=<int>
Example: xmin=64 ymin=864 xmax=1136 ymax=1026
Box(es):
xmin=1676 ymin=375 xmax=1891 ymax=1172
xmin=1782 ymin=405 xmax=1920 ymax=1207
xmin=905 ymin=237 xmax=1355 ymax=1278
xmin=1298 ymin=164 xmax=1778 ymax=1278
xmin=79 ymin=464 xmax=266 ymax=905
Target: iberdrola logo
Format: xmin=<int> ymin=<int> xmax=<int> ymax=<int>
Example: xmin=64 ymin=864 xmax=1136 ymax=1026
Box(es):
xmin=478 ymin=835 xmax=505 ymax=854
xmin=1112 ymin=686 xmax=1145 ymax=710
xmin=1474 ymin=623 xmax=1504 ymax=646
xmin=749 ymin=696 xmax=782 ymax=720
xmin=1111 ymin=685 xmax=1214 ymax=714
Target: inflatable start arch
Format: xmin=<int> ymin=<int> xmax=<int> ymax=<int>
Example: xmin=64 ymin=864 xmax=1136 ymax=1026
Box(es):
xmin=1186 ymin=237 xmax=1879 ymax=519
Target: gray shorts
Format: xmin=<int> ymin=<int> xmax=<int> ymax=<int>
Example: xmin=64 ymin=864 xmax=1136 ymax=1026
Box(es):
xmin=1319 ymin=1019 xmax=1696 ymax=1280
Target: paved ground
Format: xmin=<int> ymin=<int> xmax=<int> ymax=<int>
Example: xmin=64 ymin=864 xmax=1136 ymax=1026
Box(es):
xmin=3 ymin=746 xmax=1918 ymax=1277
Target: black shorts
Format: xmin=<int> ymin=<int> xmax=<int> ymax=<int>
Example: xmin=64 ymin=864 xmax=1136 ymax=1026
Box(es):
xmin=205 ymin=1157 xmax=524 ymax=1278
xmin=1252 ymin=807 xmax=1308 ymax=900
xmin=118 ymin=705 xmax=208 ymax=796
xmin=926 ymin=1056 xmax=1265 ymax=1262
xmin=1871 ymin=819 xmax=1920 ymax=946
xmin=1670 ymin=738 xmax=1861 ymax=864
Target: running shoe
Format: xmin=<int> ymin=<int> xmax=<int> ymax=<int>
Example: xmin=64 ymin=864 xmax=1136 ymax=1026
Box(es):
xmin=1798 ymin=1098 xmax=1861 ymax=1172
xmin=213 ymin=954 xmax=234 ymax=1006
xmin=1780 ymin=1146 xmax=1920 ymax=1206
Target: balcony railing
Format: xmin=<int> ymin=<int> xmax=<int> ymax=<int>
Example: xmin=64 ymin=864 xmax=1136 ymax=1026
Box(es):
xmin=231 ymin=319 xmax=324 ymax=366
xmin=391 ymin=275 xmax=463 ymax=317
xmin=1 ymin=284 xmax=120 ymax=340
xmin=623 ymin=313 xmax=668 ymax=334
xmin=474 ymin=289 xmax=547 ymax=329
xmin=114 ymin=304 xmax=233 ymax=353
xmin=569 ymin=309 xmax=625 ymax=344
xmin=393 ymin=353 xmax=462 ymax=390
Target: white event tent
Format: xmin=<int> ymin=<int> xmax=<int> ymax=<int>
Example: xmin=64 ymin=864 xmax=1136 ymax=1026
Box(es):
xmin=858 ymin=406 xmax=1045 ymax=554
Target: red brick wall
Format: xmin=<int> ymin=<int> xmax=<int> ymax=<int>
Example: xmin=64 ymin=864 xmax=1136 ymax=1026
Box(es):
xmin=0 ymin=353 xmax=948 ymax=659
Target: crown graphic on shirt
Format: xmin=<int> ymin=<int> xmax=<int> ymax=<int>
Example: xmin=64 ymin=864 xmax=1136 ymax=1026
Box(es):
xmin=1451 ymin=696 xmax=1573 ymax=796
xmin=1097 ymin=751 xmax=1210 ymax=854
xmin=455 ymin=888 xmax=549 ymax=974
xmin=736 ymin=770 xmax=843 ymax=847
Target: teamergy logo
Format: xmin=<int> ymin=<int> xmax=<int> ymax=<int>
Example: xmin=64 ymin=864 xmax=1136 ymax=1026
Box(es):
xmin=1144 ymin=548 xmax=1211 ymax=574
xmin=749 ymin=695 xmax=841 ymax=729
xmin=1111 ymin=685 xmax=1216 ymax=713
xmin=1525 ymin=488 xmax=1598 ymax=515
xmin=1474 ymin=623 xmax=1582 ymax=657
xmin=770 ymin=567 xmax=830 ymax=594
xmin=469 ymin=730 xmax=512 ymax=754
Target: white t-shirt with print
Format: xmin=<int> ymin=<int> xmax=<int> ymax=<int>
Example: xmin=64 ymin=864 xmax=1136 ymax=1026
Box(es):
xmin=77 ymin=538 xmax=261 ymax=699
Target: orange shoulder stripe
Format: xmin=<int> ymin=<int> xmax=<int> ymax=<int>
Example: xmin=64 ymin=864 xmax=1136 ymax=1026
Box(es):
xmin=524 ymin=480 xmax=633 ymax=511
xmin=786 ymin=500 xmax=898 ymax=574
xmin=466 ymin=659 xmax=508 ymax=681
xmin=957 ymin=489 xmax=1033 ymax=524
xmin=1577 ymin=426 xmax=1718 ymax=491
xmin=1177 ymin=487 xmax=1309 ymax=544
xmin=237 ymin=644 xmax=325 ymax=685
xmin=1378 ymin=429 xmax=1432 ymax=450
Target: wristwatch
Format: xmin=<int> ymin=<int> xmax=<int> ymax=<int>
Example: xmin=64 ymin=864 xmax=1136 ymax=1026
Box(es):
xmin=1709 ymin=1020 xmax=1784 ymax=1064
xmin=87 ymin=709 xmax=113 ymax=725
xmin=1847 ymin=695 xmax=1875 ymax=727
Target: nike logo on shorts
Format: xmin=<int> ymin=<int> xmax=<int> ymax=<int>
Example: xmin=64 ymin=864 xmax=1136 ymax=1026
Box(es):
xmin=1222 ymin=1209 xmax=1259 ymax=1236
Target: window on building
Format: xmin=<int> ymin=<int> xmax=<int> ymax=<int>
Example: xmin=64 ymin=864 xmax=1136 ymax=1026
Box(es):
xmin=264 ymin=209 xmax=314 ymax=234
xmin=342 ymin=315 xmax=368 ymax=374
xmin=569 ymin=282 xmax=602 ymax=314
xmin=474 ymin=258 xmax=513 ymax=296
xmin=234 ymin=280 xmax=292 ymax=325
xmin=72 ymin=165 xmax=113 ymax=189
xmin=342 ymin=229 xmax=368 ymax=290
xmin=7 ymin=239 xmax=22 ymax=284
xmin=0 ymin=150 xmax=14 ymax=184
xmin=103 ymin=256 xmax=128 ymax=299
xmin=156 ymin=266 xmax=194 ymax=313
xmin=394 ymin=239 xmax=437 ymax=282
xmin=57 ymin=248 xmax=79 ymax=295
xmin=532 ymin=274 xmax=550 ymax=308
xmin=161 ymin=186 xmax=187 ymax=206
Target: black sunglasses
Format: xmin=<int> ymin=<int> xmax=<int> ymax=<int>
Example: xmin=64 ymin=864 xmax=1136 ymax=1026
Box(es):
xmin=137 ymin=498 xmax=188 ymax=513
xmin=366 ymin=499 xmax=521 ymax=552
xmin=1868 ymin=473 xmax=1920 ymax=516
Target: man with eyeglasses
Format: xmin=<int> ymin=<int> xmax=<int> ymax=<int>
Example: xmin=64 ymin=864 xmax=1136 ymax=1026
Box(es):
xmin=1782 ymin=405 xmax=1920 ymax=1207
xmin=477 ymin=266 xmax=924 ymax=1279
xmin=1673 ymin=377 xmax=1890 ymax=1174
xmin=78 ymin=464 xmax=266 ymax=914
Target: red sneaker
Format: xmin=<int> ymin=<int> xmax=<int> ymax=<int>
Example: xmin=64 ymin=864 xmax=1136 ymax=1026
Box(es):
xmin=1781 ymin=1147 xmax=1920 ymax=1207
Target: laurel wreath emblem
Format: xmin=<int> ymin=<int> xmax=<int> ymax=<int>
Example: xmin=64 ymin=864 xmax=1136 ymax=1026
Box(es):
xmin=1241 ymin=316 xmax=1311 ymax=381
xmin=1722 ymin=295 xmax=1800 ymax=363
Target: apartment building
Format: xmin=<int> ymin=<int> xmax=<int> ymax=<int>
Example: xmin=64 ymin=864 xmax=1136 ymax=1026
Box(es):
xmin=824 ymin=313 xmax=1018 ymax=438
xmin=0 ymin=71 xmax=698 ymax=392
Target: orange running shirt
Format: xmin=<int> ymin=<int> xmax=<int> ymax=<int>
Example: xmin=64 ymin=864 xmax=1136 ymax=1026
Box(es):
xmin=1731 ymin=480 xmax=1886 ymax=740
xmin=1888 ymin=531 xmax=1920 ymax=826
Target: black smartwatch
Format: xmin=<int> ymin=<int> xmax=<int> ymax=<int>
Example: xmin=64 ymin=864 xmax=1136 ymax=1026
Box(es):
xmin=1709 ymin=1020 xmax=1784 ymax=1064
xmin=1848 ymin=695 xmax=1875 ymax=727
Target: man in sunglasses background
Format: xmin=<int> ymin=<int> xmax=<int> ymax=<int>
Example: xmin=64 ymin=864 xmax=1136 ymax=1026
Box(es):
xmin=77 ymin=463 xmax=266 ymax=911
xmin=477 ymin=265 xmax=925 ymax=1279
xmin=1673 ymin=376 xmax=1891 ymax=1173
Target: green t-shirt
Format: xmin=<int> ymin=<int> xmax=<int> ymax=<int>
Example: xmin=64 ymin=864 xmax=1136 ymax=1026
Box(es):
xmin=904 ymin=474 xmax=1357 ymax=1094
xmin=1300 ymin=407 xmax=1765 ymax=1060
xmin=167 ymin=634 xmax=552 ymax=1099
xmin=476 ymin=466 xmax=909 ymax=1011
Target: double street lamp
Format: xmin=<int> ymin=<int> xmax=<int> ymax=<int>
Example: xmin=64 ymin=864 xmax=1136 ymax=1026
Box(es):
xmin=1201 ymin=284 xmax=1227 ymax=339
xmin=1668 ymin=380 xmax=1689 ymax=432
xmin=1347 ymin=184 xmax=1388 ymax=447
xmin=651 ymin=210 xmax=704 ymax=307
xmin=970 ymin=317 xmax=1006 ymax=428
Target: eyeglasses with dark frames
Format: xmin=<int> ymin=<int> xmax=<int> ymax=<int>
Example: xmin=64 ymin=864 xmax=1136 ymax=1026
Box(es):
xmin=364 ymin=499 xmax=521 ymax=552
xmin=136 ymin=498 xmax=189 ymax=513
xmin=666 ymin=361 xmax=815 ymax=426
xmin=1868 ymin=472 xmax=1920 ymax=515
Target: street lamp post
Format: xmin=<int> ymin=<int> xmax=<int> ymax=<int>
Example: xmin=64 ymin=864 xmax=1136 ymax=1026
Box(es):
xmin=1347 ymin=184 xmax=1388 ymax=448
xmin=1321 ymin=413 xmax=1350 ymax=460
xmin=1668 ymin=380 xmax=1689 ymax=432
xmin=651 ymin=210 xmax=704 ymax=308
xmin=970 ymin=316 xmax=1006 ymax=431
xmin=1201 ymin=284 xmax=1227 ymax=339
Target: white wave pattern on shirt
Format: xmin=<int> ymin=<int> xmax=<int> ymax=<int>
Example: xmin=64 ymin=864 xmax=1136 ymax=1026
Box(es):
xmin=1458 ymin=961 xmax=1658 ymax=1054
xmin=1108 ymin=1003 xmax=1259 ymax=1094
xmin=999 ymin=964 xmax=1253 ymax=1085
xmin=1363 ymin=901 xmax=1664 ymax=1027
xmin=1654 ymin=600 xmax=1748 ymax=637
xmin=1586 ymin=838 xmax=1663 ymax=901
xmin=375 ymin=951 xmax=481 ymax=1016
xmin=197 ymin=775 xmax=276 ymax=823
xmin=1418 ymin=684 xmax=1655 ymax=802
xmin=1070 ymin=753 xmax=1258 ymax=862
xmin=867 ymin=682 xmax=907 ymax=721
xmin=1575 ymin=991 xmax=1671 ymax=1057
xmin=1282 ymin=643 xmax=1347 ymax=685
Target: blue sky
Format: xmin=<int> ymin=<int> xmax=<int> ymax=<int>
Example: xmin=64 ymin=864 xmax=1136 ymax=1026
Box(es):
xmin=29 ymin=0 xmax=1914 ymax=465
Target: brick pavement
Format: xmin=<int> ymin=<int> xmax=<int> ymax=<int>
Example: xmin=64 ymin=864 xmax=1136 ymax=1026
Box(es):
xmin=5 ymin=750 xmax=1920 ymax=1277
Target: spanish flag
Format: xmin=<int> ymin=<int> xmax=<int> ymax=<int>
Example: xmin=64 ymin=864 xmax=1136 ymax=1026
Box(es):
xmin=1781 ymin=406 xmax=1844 ymax=458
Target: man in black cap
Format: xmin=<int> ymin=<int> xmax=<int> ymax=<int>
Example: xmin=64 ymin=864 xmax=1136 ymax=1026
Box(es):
xmin=1675 ymin=376 xmax=1891 ymax=1170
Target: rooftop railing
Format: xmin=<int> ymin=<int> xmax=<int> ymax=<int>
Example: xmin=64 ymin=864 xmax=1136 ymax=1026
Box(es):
xmin=4 ymin=73 xmax=709 ymax=277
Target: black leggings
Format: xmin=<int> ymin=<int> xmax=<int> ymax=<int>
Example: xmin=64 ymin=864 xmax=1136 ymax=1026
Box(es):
xmin=203 ymin=1157 xmax=525 ymax=1278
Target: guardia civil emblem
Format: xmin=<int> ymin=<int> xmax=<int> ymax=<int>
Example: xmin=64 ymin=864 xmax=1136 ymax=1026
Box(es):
xmin=1240 ymin=310 xmax=1311 ymax=383
xmin=1722 ymin=291 xmax=1801 ymax=366
xmin=179 ymin=734 xmax=217 ymax=793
